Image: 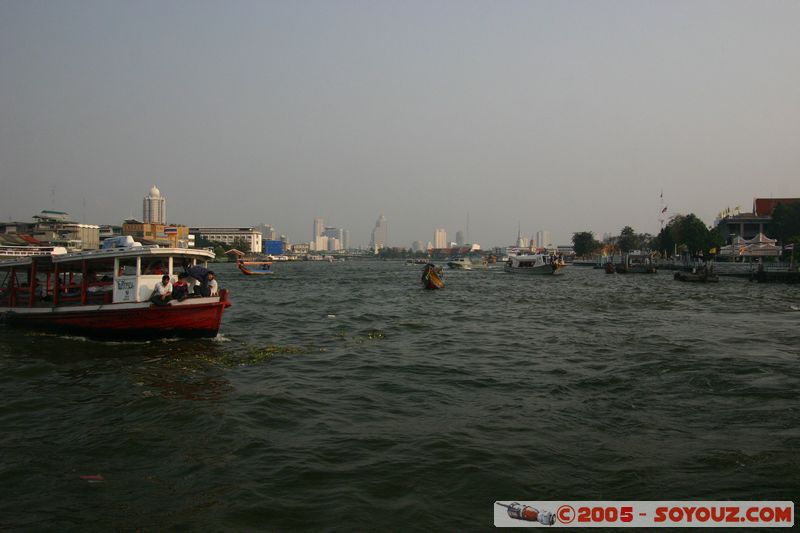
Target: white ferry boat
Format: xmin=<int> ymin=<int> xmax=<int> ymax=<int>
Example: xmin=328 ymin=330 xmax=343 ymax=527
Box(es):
xmin=504 ymin=253 xmax=567 ymax=275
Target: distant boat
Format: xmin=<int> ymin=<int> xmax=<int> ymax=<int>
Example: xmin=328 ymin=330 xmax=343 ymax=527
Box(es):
xmin=616 ymin=252 xmax=657 ymax=274
xmin=237 ymin=261 xmax=274 ymax=276
xmin=0 ymin=244 xmax=67 ymax=260
xmin=447 ymin=258 xmax=472 ymax=270
xmin=674 ymin=266 xmax=719 ymax=283
xmin=504 ymin=254 xmax=567 ymax=275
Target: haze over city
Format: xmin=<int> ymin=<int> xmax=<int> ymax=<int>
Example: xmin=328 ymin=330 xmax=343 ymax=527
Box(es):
xmin=1 ymin=1 xmax=798 ymax=247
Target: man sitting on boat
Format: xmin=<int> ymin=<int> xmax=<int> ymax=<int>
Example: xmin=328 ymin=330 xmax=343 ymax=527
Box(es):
xmin=184 ymin=264 xmax=217 ymax=297
xmin=150 ymin=275 xmax=173 ymax=306
xmin=172 ymin=273 xmax=190 ymax=301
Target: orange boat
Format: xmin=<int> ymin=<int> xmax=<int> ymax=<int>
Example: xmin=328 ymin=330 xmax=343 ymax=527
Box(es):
xmin=421 ymin=264 xmax=444 ymax=289
xmin=237 ymin=261 xmax=274 ymax=276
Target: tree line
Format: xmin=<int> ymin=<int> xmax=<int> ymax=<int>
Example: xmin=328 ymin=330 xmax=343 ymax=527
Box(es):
xmin=573 ymin=205 xmax=800 ymax=258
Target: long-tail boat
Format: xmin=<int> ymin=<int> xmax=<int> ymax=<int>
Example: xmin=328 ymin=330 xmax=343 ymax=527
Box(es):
xmin=421 ymin=264 xmax=445 ymax=289
xmin=237 ymin=261 xmax=274 ymax=275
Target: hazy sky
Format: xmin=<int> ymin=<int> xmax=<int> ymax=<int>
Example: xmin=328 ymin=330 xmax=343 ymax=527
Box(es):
xmin=1 ymin=1 xmax=798 ymax=247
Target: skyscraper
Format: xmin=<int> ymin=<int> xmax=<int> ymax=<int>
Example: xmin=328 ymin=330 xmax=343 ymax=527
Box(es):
xmin=536 ymin=230 xmax=553 ymax=249
xmin=434 ymin=228 xmax=447 ymax=249
xmin=143 ymin=185 xmax=166 ymax=224
xmin=371 ymin=214 xmax=388 ymax=251
xmin=455 ymin=230 xmax=465 ymax=246
xmin=313 ymin=218 xmax=324 ymax=241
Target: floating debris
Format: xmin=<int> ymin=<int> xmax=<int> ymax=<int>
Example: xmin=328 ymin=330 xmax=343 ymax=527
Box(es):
xmin=80 ymin=474 xmax=105 ymax=484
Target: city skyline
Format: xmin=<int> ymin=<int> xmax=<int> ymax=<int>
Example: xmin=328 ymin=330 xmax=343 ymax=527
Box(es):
xmin=1 ymin=2 xmax=798 ymax=246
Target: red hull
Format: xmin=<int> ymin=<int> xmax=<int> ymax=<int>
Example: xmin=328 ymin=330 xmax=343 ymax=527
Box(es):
xmin=3 ymin=300 xmax=228 ymax=339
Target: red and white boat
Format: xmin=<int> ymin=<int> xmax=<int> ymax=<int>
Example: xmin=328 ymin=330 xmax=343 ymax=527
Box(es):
xmin=0 ymin=238 xmax=231 ymax=339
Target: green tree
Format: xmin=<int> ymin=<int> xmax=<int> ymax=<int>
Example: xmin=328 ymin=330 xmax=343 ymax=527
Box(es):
xmin=617 ymin=226 xmax=637 ymax=253
xmin=572 ymin=231 xmax=600 ymax=257
xmin=654 ymin=213 xmax=720 ymax=256
xmin=229 ymin=238 xmax=251 ymax=253
xmin=771 ymin=202 xmax=800 ymax=243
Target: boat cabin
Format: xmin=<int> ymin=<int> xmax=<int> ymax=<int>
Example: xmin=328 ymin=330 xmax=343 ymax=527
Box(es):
xmin=507 ymin=254 xmax=561 ymax=268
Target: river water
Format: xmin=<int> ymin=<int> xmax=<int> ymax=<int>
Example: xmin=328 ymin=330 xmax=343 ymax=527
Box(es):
xmin=1 ymin=261 xmax=798 ymax=530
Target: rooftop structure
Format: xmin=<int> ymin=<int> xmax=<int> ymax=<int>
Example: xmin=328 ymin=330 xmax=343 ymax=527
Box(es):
xmin=143 ymin=185 xmax=166 ymax=224
xmin=753 ymin=197 xmax=800 ymax=216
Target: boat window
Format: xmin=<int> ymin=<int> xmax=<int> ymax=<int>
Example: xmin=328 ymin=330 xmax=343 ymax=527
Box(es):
xmin=141 ymin=257 xmax=168 ymax=275
xmin=88 ymin=259 xmax=115 ymax=283
xmin=174 ymin=257 xmax=195 ymax=272
xmin=118 ymin=257 xmax=138 ymax=276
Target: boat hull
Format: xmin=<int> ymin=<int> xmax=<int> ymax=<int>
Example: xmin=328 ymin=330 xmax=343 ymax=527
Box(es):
xmin=422 ymin=273 xmax=445 ymax=289
xmin=504 ymin=264 xmax=566 ymax=275
xmin=237 ymin=262 xmax=274 ymax=275
xmin=0 ymin=297 xmax=229 ymax=340
xmin=674 ymin=272 xmax=719 ymax=283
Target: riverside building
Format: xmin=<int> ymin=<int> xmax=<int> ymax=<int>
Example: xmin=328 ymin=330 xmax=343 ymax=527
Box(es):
xmin=190 ymin=227 xmax=262 ymax=253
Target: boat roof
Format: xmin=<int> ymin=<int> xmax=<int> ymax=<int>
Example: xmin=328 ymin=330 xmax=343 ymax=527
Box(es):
xmin=53 ymin=246 xmax=215 ymax=264
xmin=0 ymin=246 xmax=214 ymax=269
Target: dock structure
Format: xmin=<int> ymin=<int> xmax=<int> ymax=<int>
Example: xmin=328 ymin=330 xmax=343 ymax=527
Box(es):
xmin=749 ymin=269 xmax=800 ymax=284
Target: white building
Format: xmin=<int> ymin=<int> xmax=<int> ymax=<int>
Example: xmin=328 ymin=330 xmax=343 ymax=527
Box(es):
xmin=313 ymin=218 xmax=324 ymax=241
xmin=536 ymin=230 xmax=553 ymax=249
xmin=313 ymin=235 xmax=328 ymax=252
xmin=434 ymin=228 xmax=447 ymax=249
xmin=143 ymin=185 xmax=166 ymax=224
xmin=371 ymin=214 xmax=388 ymax=251
xmin=257 ymin=223 xmax=277 ymax=241
xmin=190 ymin=227 xmax=262 ymax=253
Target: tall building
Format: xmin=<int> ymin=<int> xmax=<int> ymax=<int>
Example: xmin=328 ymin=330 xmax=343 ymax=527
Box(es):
xmin=342 ymin=230 xmax=350 ymax=251
xmin=536 ymin=230 xmax=552 ymax=249
xmin=434 ymin=228 xmax=447 ymax=249
xmin=371 ymin=214 xmax=388 ymax=251
xmin=322 ymin=226 xmax=345 ymax=251
xmin=143 ymin=185 xmax=166 ymax=224
xmin=455 ymin=230 xmax=465 ymax=246
xmin=313 ymin=218 xmax=324 ymax=241
xmin=257 ymin=224 xmax=277 ymax=241
xmin=411 ymin=240 xmax=424 ymax=253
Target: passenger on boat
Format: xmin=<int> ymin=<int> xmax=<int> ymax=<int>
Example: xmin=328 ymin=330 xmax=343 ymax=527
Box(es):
xmin=150 ymin=275 xmax=173 ymax=306
xmin=207 ymin=271 xmax=218 ymax=296
xmin=144 ymin=261 xmax=165 ymax=275
xmin=172 ymin=273 xmax=190 ymax=302
xmin=184 ymin=265 xmax=217 ymax=297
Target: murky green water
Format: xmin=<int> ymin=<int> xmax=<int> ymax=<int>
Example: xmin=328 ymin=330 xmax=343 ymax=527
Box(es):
xmin=1 ymin=261 xmax=798 ymax=530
